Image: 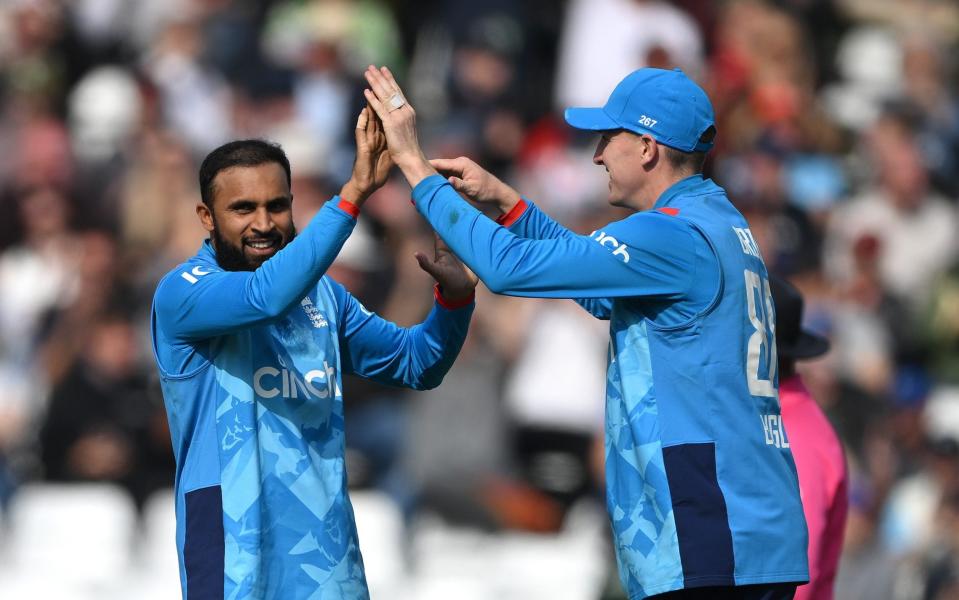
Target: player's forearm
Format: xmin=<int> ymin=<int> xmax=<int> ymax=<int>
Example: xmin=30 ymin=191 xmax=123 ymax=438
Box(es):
xmin=338 ymin=179 xmax=368 ymax=209
xmin=404 ymin=300 xmax=474 ymax=390
xmin=502 ymin=200 xmax=574 ymax=240
xmin=394 ymin=153 xmax=437 ymax=191
xmin=349 ymin=300 xmax=474 ymax=391
xmin=248 ymin=198 xmax=357 ymax=317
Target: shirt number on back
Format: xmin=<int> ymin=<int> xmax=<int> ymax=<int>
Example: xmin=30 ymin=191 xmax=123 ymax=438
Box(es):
xmin=744 ymin=269 xmax=777 ymax=397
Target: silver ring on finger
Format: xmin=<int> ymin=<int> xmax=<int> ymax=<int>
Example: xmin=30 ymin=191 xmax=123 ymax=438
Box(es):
xmin=387 ymin=92 xmax=406 ymax=111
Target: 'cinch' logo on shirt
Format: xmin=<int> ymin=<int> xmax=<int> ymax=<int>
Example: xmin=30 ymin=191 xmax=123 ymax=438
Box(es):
xmin=253 ymin=360 xmax=339 ymax=399
xmin=590 ymin=230 xmax=630 ymax=263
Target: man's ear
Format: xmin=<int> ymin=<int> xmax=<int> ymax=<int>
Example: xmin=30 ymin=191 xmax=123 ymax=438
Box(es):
xmin=639 ymin=135 xmax=659 ymax=167
xmin=197 ymin=203 xmax=215 ymax=233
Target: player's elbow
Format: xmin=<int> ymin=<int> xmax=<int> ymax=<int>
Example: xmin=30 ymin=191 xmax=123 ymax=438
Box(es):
xmin=484 ymin=281 xmax=505 ymax=295
xmin=413 ymin=370 xmax=445 ymax=390
xmin=411 ymin=363 xmax=451 ymax=391
xmin=480 ymin=272 xmax=511 ymax=295
xmin=414 ymin=378 xmax=440 ymax=391
xmin=260 ymin=300 xmax=290 ymax=320
xmin=254 ymin=289 xmax=297 ymax=320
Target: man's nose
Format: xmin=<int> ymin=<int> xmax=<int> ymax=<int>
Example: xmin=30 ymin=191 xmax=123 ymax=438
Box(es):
xmin=593 ymin=139 xmax=606 ymax=165
xmin=251 ymin=208 xmax=274 ymax=232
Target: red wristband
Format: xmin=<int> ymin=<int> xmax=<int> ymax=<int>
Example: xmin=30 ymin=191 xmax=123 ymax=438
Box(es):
xmin=434 ymin=283 xmax=475 ymax=309
xmin=337 ymin=199 xmax=361 ymax=218
xmin=495 ymin=199 xmax=528 ymax=227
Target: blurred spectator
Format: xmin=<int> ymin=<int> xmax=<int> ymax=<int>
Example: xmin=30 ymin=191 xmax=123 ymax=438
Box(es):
xmin=718 ymin=143 xmax=830 ymax=278
xmin=708 ymin=0 xmax=831 ymax=153
xmin=838 ymin=0 xmax=959 ymax=44
xmin=899 ymin=37 xmax=959 ymax=196
xmin=0 ymin=186 xmax=78 ymax=369
xmin=142 ymin=15 xmax=232 ymax=153
xmin=67 ymin=65 xmax=142 ymax=165
xmin=820 ymin=26 xmax=904 ymax=132
xmin=834 ymin=478 xmax=898 ymax=600
xmin=899 ymin=491 xmax=959 ymax=600
xmin=881 ymin=387 xmax=959 ymax=557
xmin=38 ymin=314 xmax=172 ymax=508
xmin=0 ymin=0 xmax=70 ymax=110
xmin=263 ymin=0 xmax=403 ymax=179
xmin=401 ymin=325 xmax=514 ymax=529
xmin=118 ymin=127 xmax=203 ymax=277
xmin=826 ymin=233 xmax=901 ymax=396
xmin=825 ymin=109 xmax=958 ymax=316
xmin=513 ymin=117 xmax=613 ymax=221
xmin=502 ymin=299 xmax=606 ymax=514
xmin=336 ymin=218 xmax=420 ymax=511
xmin=924 ymin=262 xmax=959 ymax=385
xmin=36 ymin=230 xmax=133 ymax=386
xmin=0 ymin=364 xmax=31 ymax=509
xmin=555 ymin=0 xmax=703 ymax=109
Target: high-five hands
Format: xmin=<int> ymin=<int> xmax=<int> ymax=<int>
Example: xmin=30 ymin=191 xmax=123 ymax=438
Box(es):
xmin=340 ymin=105 xmax=393 ymax=208
xmin=414 ymin=234 xmax=478 ymax=302
xmin=362 ymin=65 xmax=437 ymax=187
xmin=362 ymin=65 xmax=522 ymax=216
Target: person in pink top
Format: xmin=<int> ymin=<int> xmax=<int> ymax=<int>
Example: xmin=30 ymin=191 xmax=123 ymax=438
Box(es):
xmin=771 ymin=276 xmax=848 ymax=600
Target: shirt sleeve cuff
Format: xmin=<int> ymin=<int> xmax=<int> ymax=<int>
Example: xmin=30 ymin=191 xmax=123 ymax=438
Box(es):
xmin=335 ymin=197 xmax=361 ymax=219
xmin=433 ymin=283 xmax=475 ymax=310
xmin=495 ymin=198 xmax=529 ymax=227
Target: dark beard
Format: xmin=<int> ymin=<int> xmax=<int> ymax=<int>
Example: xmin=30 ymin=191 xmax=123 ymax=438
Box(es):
xmin=211 ymin=222 xmax=296 ymax=272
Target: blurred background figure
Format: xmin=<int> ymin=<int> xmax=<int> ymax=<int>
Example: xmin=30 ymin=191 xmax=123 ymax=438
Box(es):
xmin=771 ymin=275 xmax=847 ymax=600
xmin=38 ymin=313 xmax=172 ymax=509
xmin=0 ymin=1 xmax=956 ymax=599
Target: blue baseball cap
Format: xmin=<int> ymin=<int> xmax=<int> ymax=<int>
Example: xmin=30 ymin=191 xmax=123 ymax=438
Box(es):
xmin=564 ymin=67 xmax=716 ymax=153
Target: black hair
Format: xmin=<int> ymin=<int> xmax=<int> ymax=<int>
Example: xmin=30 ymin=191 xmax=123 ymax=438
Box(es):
xmin=662 ymin=125 xmax=717 ymax=175
xmin=198 ymin=139 xmax=292 ymax=207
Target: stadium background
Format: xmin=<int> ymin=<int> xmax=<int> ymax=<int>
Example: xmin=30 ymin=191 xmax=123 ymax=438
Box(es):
xmin=0 ymin=0 xmax=957 ymax=598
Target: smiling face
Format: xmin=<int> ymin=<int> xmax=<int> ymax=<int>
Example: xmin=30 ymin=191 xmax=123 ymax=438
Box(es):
xmin=197 ymin=162 xmax=295 ymax=271
xmin=592 ymin=129 xmax=659 ymax=210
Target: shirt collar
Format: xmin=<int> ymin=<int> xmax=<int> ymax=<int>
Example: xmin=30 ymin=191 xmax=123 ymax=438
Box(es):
xmin=197 ymin=239 xmax=218 ymax=265
xmin=652 ymin=174 xmax=707 ymax=209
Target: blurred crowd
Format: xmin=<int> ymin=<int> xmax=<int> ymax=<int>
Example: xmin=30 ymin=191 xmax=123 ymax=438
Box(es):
xmin=0 ymin=0 xmax=958 ymax=598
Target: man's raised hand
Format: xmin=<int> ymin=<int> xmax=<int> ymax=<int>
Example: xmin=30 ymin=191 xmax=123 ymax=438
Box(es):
xmin=340 ymin=105 xmax=393 ymax=208
xmin=429 ymin=156 xmax=522 ymax=216
xmin=362 ymin=65 xmax=436 ymax=187
xmin=414 ymin=234 xmax=478 ymax=303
